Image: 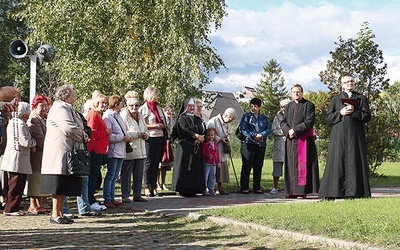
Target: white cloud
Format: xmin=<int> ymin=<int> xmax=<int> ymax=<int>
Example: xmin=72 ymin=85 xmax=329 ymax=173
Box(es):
xmin=207 ymin=1 xmax=400 ymax=92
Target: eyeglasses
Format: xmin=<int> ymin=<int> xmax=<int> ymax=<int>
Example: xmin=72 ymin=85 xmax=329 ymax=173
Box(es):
xmin=342 ymin=80 xmax=355 ymax=84
xmin=128 ymin=104 xmax=140 ymax=107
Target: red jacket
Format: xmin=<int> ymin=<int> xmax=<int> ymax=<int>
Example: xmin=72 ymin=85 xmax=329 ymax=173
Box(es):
xmin=202 ymin=141 xmax=220 ymax=165
xmin=86 ymin=109 xmax=109 ymax=154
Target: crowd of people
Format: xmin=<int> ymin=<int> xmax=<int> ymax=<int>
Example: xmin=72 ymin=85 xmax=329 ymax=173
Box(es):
xmin=0 ymin=74 xmax=372 ymax=224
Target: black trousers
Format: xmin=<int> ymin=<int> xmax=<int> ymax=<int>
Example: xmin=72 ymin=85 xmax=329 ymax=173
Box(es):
xmin=144 ymin=137 xmax=165 ymax=190
xmin=240 ymin=143 xmax=266 ymax=191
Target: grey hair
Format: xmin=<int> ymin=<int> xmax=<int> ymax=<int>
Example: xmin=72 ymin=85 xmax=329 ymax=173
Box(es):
xmin=18 ymin=102 xmax=31 ymax=118
xmin=224 ymin=107 xmax=237 ymax=119
xmin=143 ymin=86 xmax=159 ymax=102
xmin=55 ymin=84 xmax=74 ymax=101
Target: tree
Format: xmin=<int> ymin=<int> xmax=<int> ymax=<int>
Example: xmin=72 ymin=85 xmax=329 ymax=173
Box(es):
xmin=0 ymin=0 xmax=29 ymax=94
xmin=17 ymin=0 xmax=227 ymax=108
xmin=254 ymin=59 xmax=288 ymax=121
xmin=319 ymin=22 xmax=391 ymax=175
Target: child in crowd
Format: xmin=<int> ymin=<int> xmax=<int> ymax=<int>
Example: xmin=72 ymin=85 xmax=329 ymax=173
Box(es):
xmin=202 ymin=128 xmax=220 ymax=196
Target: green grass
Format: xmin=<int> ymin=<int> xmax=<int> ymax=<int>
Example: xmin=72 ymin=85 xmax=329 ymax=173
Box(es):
xmin=199 ymin=160 xmax=400 ymax=249
xmin=202 ymin=198 xmax=400 ymax=249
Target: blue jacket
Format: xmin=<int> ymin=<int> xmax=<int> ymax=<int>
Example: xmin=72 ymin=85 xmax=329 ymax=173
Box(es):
xmin=238 ymin=112 xmax=270 ymax=147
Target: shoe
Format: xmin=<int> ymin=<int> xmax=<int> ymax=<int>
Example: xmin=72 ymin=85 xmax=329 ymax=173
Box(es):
xmin=81 ymin=211 xmax=102 ymax=216
xmin=50 ymin=216 xmax=70 ymax=224
xmin=179 ymin=192 xmax=197 ymax=197
xmin=63 ymin=213 xmax=78 ymax=219
xmin=103 ymin=202 xmax=116 ymax=209
xmin=209 ymin=190 xmax=216 ymax=196
xmin=122 ymin=198 xmax=133 ymax=203
xmin=254 ymin=190 xmax=264 ymax=194
xmin=111 ymin=200 xmax=124 ymax=207
xmin=90 ymin=202 xmax=107 ymax=211
xmin=63 ymin=216 xmax=74 ymax=223
xmin=162 ymin=184 xmax=169 ymax=191
xmin=218 ymin=189 xmax=229 ymax=195
xmin=4 ymin=211 xmax=25 ymax=216
xmin=133 ymin=197 xmax=147 ymax=202
xmin=241 ymin=190 xmax=250 ymax=194
xmin=270 ymin=188 xmax=279 ymax=194
xmin=28 ymin=207 xmax=42 ymax=215
xmin=297 ymin=195 xmax=307 ymax=199
xmin=38 ymin=207 xmax=49 ymax=213
xmin=202 ymin=191 xmax=210 ymax=196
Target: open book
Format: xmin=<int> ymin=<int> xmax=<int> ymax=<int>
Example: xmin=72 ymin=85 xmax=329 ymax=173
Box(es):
xmin=340 ymin=98 xmax=359 ymax=106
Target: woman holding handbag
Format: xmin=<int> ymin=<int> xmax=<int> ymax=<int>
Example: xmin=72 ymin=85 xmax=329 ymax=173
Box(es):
xmin=102 ymin=95 xmax=132 ymax=208
xmin=120 ymin=91 xmax=149 ymax=203
xmin=41 ymin=84 xmax=89 ymax=224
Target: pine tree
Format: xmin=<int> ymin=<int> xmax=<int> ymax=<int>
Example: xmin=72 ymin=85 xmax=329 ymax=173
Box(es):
xmin=255 ymin=59 xmax=288 ymax=121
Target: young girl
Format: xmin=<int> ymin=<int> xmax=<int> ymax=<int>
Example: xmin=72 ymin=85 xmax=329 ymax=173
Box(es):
xmin=202 ymin=128 xmax=220 ymax=196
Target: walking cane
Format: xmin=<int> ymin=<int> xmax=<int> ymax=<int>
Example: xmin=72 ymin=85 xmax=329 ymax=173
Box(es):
xmin=229 ymin=152 xmax=240 ymax=188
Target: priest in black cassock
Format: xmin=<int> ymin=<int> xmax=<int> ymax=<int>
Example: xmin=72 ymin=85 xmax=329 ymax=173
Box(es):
xmin=318 ymin=74 xmax=371 ymax=199
xmin=281 ymin=84 xmax=319 ymax=198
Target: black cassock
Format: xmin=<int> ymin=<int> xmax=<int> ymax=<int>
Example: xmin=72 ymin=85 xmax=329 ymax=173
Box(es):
xmin=172 ymin=114 xmax=206 ymax=195
xmin=281 ymin=98 xmax=319 ymax=196
xmin=318 ymin=92 xmax=371 ymax=199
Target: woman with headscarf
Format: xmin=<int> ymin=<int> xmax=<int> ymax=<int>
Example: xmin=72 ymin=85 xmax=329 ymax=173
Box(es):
xmin=1 ymin=102 xmax=36 ymax=216
xmin=171 ymin=98 xmax=206 ymax=197
xmin=139 ymin=86 xmax=167 ymax=197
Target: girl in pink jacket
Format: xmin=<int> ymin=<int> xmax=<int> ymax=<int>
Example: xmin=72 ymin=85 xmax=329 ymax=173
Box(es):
xmin=202 ymin=128 xmax=220 ymax=196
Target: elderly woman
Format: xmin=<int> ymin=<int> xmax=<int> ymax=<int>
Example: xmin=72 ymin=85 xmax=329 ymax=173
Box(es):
xmin=120 ymin=91 xmax=149 ymax=203
xmin=270 ymin=99 xmax=291 ymax=195
xmin=1 ymin=102 xmax=36 ymax=216
xmin=86 ymin=94 xmax=110 ymax=211
xmin=102 ymin=95 xmax=131 ymax=208
xmin=171 ymin=98 xmax=206 ymax=197
xmin=139 ymin=86 xmax=167 ymax=197
xmin=41 ymin=84 xmax=88 ymax=224
xmin=206 ymin=107 xmax=237 ymax=195
xmin=27 ymin=95 xmax=50 ymax=214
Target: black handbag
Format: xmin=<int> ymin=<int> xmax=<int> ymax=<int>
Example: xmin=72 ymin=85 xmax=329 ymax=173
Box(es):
xmin=125 ymin=142 xmax=133 ymax=153
xmin=113 ymin=116 xmax=133 ymax=153
xmin=235 ymin=126 xmax=245 ymax=141
xmin=67 ymin=143 xmax=90 ymax=177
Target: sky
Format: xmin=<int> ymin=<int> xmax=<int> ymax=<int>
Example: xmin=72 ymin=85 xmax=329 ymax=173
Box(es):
xmin=206 ymin=0 xmax=400 ymax=93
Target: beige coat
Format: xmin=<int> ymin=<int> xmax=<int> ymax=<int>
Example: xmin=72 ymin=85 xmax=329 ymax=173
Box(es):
xmin=0 ymin=118 xmax=37 ymax=174
xmin=41 ymin=100 xmax=84 ymax=175
xmin=120 ymin=108 xmax=148 ymax=160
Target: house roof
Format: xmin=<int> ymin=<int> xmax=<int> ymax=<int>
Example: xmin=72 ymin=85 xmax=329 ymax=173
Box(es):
xmin=202 ymin=91 xmax=244 ymax=125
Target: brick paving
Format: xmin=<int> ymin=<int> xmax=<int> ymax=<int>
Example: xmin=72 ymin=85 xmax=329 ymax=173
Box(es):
xmin=1 ymin=187 xmax=398 ymax=249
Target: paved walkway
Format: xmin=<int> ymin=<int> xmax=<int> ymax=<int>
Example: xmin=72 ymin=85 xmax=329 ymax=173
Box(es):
xmin=1 ymin=187 xmax=399 ymax=249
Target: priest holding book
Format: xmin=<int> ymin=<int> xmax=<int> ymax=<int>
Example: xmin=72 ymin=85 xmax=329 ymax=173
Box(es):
xmin=318 ymin=73 xmax=372 ymax=200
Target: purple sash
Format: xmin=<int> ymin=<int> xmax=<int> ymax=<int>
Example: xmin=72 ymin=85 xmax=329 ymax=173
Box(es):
xmin=297 ymin=129 xmax=313 ymax=186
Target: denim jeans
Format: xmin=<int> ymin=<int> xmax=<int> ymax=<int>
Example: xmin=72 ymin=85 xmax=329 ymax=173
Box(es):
xmin=120 ymin=158 xmax=145 ymax=199
xmin=103 ymin=157 xmax=124 ymax=203
xmin=63 ymin=196 xmax=70 ymax=214
xmin=203 ymin=164 xmax=216 ymax=191
xmin=76 ymin=176 xmax=91 ymax=214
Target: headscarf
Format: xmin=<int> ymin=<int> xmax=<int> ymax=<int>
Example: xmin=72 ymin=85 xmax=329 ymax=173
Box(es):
xmin=146 ymin=100 xmax=161 ymax=123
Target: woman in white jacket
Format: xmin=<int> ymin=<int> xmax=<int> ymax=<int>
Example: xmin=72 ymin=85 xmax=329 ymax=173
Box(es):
xmin=102 ymin=95 xmax=132 ymax=208
xmin=1 ymin=102 xmax=36 ymax=216
xmin=120 ymin=91 xmax=149 ymax=203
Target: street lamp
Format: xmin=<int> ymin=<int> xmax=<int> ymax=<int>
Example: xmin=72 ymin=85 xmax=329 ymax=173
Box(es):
xmin=9 ymin=40 xmax=56 ymax=103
